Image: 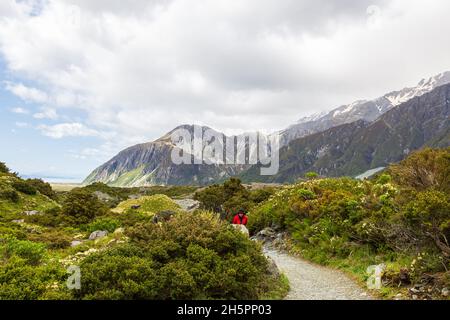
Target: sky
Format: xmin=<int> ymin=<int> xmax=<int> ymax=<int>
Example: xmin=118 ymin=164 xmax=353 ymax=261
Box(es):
xmin=0 ymin=0 xmax=450 ymax=182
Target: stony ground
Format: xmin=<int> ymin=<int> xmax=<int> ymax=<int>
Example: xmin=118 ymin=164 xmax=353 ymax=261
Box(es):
xmin=264 ymin=248 xmax=374 ymax=300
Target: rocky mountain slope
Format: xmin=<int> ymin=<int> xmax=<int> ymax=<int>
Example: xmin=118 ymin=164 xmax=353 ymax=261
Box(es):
xmin=278 ymin=71 xmax=450 ymax=146
xmin=83 ymin=125 xmax=251 ymax=186
xmin=241 ymin=83 xmax=450 ymax=182
xmin=84 ymin=72 xmax=450 ymax=187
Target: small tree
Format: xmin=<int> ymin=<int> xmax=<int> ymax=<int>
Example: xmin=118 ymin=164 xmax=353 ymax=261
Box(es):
xmin=404 ymin=190 xmax=450 ymax=256
xmin=305 ymin=172 xmax=318 ymax=180
xmin=0 ymin=162 xmax=10 ymax=174
xmin=62 ymin=189 xmax=109 ymax=225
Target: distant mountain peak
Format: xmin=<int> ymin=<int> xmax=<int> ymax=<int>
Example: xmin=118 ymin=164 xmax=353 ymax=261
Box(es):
xmin=280 ymin=71 xmax=450 ymax=146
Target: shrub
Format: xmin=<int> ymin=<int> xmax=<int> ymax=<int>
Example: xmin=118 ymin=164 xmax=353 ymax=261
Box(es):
xmin=25 ymin=207 xmax=64 ymax=227
xmin=0 ymin=162 xmax=9 ymax=174
xmin=12 ymin=180 xmax=37 ymax=195
xmin=0 ymin=189 xmax=20 ymax=203
xmin=84 ymin=217 xmax=121 ymax=233
xmin=0 ymin=236 xmax=47 ymax=265
xmin=388 ymin=147 xmax=450 ymax=193
xmin=73 ymin=211 xmax=276 ymax=300
xmin=0 ymin=256 xmax=68 ymax=300
xmin=27 ymin=230 xmax=72 ymax=249
xmin=26 ymin=179 xmax=56 ymax=199
xmin=61 ymin=189 xmax=109 ymax=225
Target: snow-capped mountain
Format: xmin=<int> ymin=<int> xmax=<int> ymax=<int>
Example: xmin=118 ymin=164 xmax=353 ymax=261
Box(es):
xmin=279 ymin=71 xmax=450 ymax=146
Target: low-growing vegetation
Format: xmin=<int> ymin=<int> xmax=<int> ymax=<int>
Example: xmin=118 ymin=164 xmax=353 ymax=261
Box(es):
xmin=248 ymin=148 xmax=450 ymax=299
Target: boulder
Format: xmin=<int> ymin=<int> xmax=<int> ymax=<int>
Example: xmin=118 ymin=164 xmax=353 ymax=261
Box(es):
xmin=89 ymin=230 xmax=108 ymax=240
xmin=12 ymin=219 xmax=25 ymax=224
xmin=93 ymin=191 xmax=114 ymax=202
xmin=24 ymin=210 xmax=40 ymax=216
xmin=174 ymin=199 xmax=200 ymax=211
xmin=266 ymin=256 xmax=280 ymax=277
xmin=152 ymin=210 xmax=176 ymax=223
xmin=442 ymin=288 xmax=449 ymax=297
xmin=232 ymin=224 xmax=249 ymax=237
xmin=71 ymin=240 xmax=83 ymax=247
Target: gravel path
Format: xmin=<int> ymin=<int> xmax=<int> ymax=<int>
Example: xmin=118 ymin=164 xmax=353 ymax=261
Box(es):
xmin=264 ymin=248 xmax=373 ymax=300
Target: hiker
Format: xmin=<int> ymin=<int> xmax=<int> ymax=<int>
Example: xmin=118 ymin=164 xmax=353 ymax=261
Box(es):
xmin=232 ymin=209 xmax=248 ymax=226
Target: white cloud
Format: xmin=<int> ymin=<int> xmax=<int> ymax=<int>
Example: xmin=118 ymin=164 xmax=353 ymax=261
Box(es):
xmin=1 ymin=0 xmax=450 ymax=159
xmin=37 ymin=122 xmax=99 ymax=139
xmin=33 ymin=107 xmax=58 ymax=120
xmin=5 ymin=82 xmax=48 ymax=104
xmin=11 ymin=107 xmax=29 ymax=114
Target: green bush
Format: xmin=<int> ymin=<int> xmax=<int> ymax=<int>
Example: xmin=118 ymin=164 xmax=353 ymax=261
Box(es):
xmin=0 ymin=162 xmax=9 ymax=174
xmin=0 ymin=189 xmax=20 ymax=203
xmin=0 ymin=236 xmax=47 ymax=265
xmin=83 ymin=217 xmax=121 ymax=233
xmin=0 ymin=256 xmax=68 ymax=300
xmin=12 ymin=180 xmax=37 ymax=195
xmin=26 ymin=179 xmax=56 ymax=199
xmin=27 ymin=230 xmax=72 ymax=249
xmin=73 ymin=211 xmax=276 ymax=300
xmin=25 ymin=207 xmax=64 ymax=228
xmin=61 ymin=189 xmax=109 ymax=225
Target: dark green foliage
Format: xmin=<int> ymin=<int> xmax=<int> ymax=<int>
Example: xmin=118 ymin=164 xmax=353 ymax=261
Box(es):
xmin=26 ymin=179 xmax=56 ymax=199
xmin=27 ymin=230 xmax=72 ymax=249
xmin=74 ymin=212 xmax=274 ymax=300
xmin=61 ymin=189 xmax=109 ymax=225
xmin=388 ymin=147 xmax=450 ymax=193
xmin=0 ymin=237 xmax=47 ymax=266
xmin=0 ymin=189 xmax=20 ymax=203
xmin=83 ymin=217 xmax=121 ymax=233
xmin=25 ymin=207 xmax=64 ymax=227
xmin=12 ymin=180 xmax=37 ymax=195
xmin=0 ymin=162 xmax=9 ymax=174
xmin=194 ymin=178 xmax=275 ymax=218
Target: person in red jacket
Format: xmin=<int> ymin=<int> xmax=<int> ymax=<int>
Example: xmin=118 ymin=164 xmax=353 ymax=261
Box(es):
xmin=232 ymin=209 xmax=248 ymax=226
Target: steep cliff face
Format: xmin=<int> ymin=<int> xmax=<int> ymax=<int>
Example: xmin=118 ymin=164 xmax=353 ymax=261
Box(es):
xmin=241 ymin=83 xmax=450 ymax=183
xmin=83 ymin=125 xmax=251 ymax=186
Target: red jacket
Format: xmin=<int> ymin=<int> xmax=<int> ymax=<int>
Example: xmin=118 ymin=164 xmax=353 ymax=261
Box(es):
xmin=232 ymin=214 xmax=248 ymax=225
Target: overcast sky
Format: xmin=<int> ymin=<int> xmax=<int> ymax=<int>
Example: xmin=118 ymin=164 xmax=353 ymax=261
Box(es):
xmin=1 ymin=0 xmax=450 ymax=181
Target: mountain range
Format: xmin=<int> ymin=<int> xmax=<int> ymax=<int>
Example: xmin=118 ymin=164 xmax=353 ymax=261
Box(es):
xmin=84 ymin=72 xmax=450 ymax=186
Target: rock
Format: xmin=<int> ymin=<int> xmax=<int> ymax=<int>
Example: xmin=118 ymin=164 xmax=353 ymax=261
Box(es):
xmin=394 ymin=293 xmax=403 ymax=300
xmin=442 ymin=288 xmax=449 ymax=297
xmin=93 ymin=191 xmax=114 ymax=202
xmin=266 ymin=256 xmax=280 ymax=277
xmin=24 ymin=210 xmax=40 ymax=216
xmin=89 ymin=230 xmax=108 ymax=240
xmin=71 ymin=240 xmax=83 ymax=247
xmin=128 ymin=194 xmax=140 ymax=200
xmin=131 ymin=205 xmax=141 ymax=210
xmin=152 ymin=210 xmax=176 ymax=223
xmin=232 ymin=224 xmax=249 ymax=237
xmin=412 ymin=294 xmax=418 ymax=300
xmin=260 ymin=227 xmax=276 ymax=237
xmin=12 ymin=219 xmax=24 ymax=224
xmin=251 ymin=227 xmax=278 ymax=243
xmin=410 ymin=287 xmax=420 ymax=294
xmin=174 ymin=199 xmax=200 ymax=211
